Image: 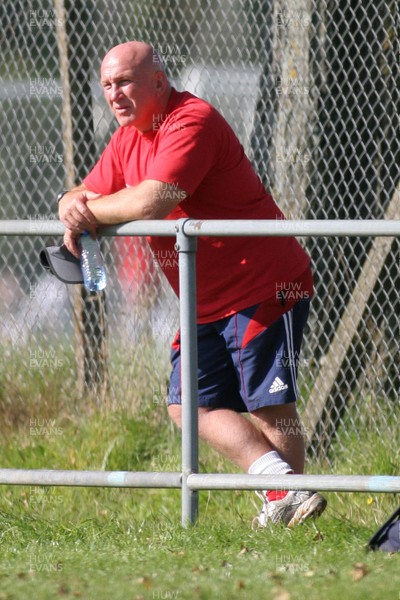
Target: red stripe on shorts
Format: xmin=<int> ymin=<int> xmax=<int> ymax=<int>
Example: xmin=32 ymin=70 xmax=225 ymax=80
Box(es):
xmin=241 ymin=267 xmax=313 ymax=348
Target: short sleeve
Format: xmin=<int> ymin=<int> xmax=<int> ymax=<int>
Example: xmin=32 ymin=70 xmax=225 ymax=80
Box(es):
xmin=83 ymin=129 xmax=126 ymax=194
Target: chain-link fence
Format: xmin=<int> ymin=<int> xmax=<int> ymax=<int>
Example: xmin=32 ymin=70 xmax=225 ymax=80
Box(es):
xmin=0 ymin=0 xmax=398 ymax=466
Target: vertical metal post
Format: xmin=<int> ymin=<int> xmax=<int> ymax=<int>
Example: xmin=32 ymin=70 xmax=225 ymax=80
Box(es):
xmin=176 ymin=219 xmax=199 ymax=526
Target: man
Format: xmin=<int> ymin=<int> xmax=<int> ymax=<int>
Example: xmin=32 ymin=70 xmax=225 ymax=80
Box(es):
xmin=59 ymin=41 xmax=327 ymax=527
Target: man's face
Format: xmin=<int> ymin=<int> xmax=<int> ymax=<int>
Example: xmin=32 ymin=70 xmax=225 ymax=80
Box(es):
xmin=100 ymin=54 xmax=162 ymax=131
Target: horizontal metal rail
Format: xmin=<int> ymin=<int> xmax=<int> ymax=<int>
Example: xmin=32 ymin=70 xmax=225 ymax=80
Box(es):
xmin=0 ymin=219 xmax=177 ymax=237
xmin=0 ymin=219 xmax=399 ymax=237
xmin=187 ymin=474 xmax=400 ymax=493
xmin=0 ymin=469 xmax=181 ymax=488
xmin=182 ymin=219 xmax=400 ymax=237
xmin=0 ymin=469 xmax=399 ymax=493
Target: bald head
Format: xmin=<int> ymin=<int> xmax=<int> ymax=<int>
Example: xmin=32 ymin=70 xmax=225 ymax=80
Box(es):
xmin=100 ymin=41 xmax=170 ymax=131
xmin=101 ymin=41 xmax=165 ymax=76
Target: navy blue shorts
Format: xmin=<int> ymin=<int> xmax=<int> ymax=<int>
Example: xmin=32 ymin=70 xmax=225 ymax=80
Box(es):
xmin=168 ymin=298 xmax=310 ymax=412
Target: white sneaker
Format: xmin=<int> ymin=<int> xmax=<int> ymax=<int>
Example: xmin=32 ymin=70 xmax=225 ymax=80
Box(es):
xmin=255 ymin=491 xmax=327 ymax=528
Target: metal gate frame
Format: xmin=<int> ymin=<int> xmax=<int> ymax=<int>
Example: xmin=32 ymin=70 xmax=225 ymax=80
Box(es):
xmin=1 ymin=218 xmax=399 ymax=526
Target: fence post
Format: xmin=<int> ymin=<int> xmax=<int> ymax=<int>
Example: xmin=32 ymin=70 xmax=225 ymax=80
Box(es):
xmin=176 ymin=219 xmax=199 ymax=526
xmin=55 ymin=0 xmax=108 ymax=398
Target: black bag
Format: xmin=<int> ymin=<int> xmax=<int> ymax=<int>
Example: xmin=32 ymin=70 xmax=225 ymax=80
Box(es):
xmin=368 ymin=506 xmax=400 ymax=552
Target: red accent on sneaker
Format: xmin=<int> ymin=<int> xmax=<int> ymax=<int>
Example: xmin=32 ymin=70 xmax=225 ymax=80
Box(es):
xmin=267 ymin=490 xmax=289 ymax=502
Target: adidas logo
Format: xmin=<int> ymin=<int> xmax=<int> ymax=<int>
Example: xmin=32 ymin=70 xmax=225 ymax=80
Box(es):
xmin=269 ymin=377 xmax=288 ymax=393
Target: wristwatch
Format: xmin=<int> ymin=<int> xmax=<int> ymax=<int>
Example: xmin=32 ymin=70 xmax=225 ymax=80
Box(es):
xmin=57 ymin=190 xmax=69 ymax=203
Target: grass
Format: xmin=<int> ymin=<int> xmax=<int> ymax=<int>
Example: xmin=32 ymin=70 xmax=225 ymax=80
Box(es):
xmin=0 ymin=513 xmax=398 ymax=600
xmin=0 ymin=348 xmax=399 ymax=599
xmin=0 ymin=402 xmax=399 ymax=600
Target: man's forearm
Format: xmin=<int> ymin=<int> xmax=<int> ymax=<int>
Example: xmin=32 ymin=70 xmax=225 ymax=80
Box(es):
xmin=86 ymin=180 xmax=186 ymax=225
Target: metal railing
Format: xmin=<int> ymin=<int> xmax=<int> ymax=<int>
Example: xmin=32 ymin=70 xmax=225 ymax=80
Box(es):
xmin=0 ymin=218 xmax=399 ymax=526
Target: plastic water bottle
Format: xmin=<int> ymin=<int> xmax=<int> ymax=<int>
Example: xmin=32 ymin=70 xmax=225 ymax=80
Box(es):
xmin=80 ymin=231 xmax=107 ymax=292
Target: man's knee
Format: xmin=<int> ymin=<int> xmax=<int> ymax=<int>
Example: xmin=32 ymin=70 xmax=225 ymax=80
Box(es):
xmin=251 ymin=402 xmax=300 ymax=427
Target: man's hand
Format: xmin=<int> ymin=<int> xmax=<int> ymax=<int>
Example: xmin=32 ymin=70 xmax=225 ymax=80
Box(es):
xmin=63 ymin=228 xmax=83 ymax=259
xmin=58 ymin=185 xmax=101 ymax=258
xmin=59 ymin=188 xmax=99 ymax=233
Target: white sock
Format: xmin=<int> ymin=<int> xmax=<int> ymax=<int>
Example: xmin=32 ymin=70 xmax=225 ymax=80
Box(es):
xmin=248 ymin=450 xmax=293 ymax=475
xmin=248 ymin=451 xmax=293 ymax=500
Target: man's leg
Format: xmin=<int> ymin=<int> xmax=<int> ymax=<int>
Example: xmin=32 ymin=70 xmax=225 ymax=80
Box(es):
xmin=168 ymin=404 xmax=275 ymax=471
xmin=167 ymin=298 xmax=326 ymax=526
xmin=250 ymin=403 xmax=305 ymax=474
xmin=168 ymin=402 xmax=325 ymax=528
xmin=169 ymin=403 xmax=303 ymax=474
